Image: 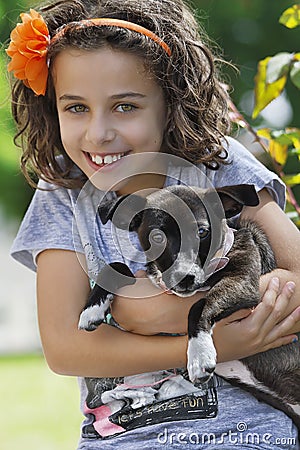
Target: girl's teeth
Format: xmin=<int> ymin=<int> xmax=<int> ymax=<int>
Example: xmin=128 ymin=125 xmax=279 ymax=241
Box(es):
xmin=90 ymin=153 xmax=124 ymax=165
xmin=104 ymin=155 xmax=113 ymax=164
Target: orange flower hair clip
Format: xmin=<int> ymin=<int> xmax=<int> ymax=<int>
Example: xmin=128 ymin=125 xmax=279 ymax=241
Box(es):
xmin=6 ymin=9 xmax=172 ymax=96
xmin=6 ymin=9 xmax=50 ymax=96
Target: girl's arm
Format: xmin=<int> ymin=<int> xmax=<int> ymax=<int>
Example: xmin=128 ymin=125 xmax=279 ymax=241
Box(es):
xmin=113 ymin=273 xmax=300 ymax=363
xmin=241 ymin=188 xmax=300 ymax=333
xmin=37 ymin=248 xmax=189 ymax=377
xmin=37 ymin=248 xmax=299 ymax=378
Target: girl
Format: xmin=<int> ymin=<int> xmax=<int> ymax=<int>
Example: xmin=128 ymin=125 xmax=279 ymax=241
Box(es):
xmin=7 ymin=0 xmax=300 ymax=448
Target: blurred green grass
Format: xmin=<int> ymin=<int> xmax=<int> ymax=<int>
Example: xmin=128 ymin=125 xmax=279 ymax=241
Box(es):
xmin=1 ymin=354 xmax=82 ymax=450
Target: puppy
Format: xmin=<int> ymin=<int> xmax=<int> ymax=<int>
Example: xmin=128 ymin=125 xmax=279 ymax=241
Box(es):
xmin=78 ymin=184 xmax=300 ymax=428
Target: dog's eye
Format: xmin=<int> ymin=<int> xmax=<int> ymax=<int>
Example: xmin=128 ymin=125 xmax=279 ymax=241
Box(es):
xmin=198 ymin=227 xmax=210 ymax=239
xmin=149 ymin=229 xmax=166 ymax=245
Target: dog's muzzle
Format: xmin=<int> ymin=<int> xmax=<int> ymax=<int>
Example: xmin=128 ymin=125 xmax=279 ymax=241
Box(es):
xmin=159 ymin=226 xmax=235 ymax=296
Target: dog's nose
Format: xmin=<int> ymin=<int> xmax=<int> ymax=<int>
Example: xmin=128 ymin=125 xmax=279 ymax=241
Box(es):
xmin=177 ymin=274 xmax=196 ymax=290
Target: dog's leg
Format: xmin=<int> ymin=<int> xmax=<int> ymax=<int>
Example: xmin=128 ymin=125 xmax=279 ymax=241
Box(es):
xmin=216 ymin=363 xmax=300 ymax=435
xmin=187 ymin=275 xmax=259 ymax=383
xmin=78 ymin=262 xmax=136 ymax=331
xmin=241 ymin=338 xmax=300 ymax=404
xmin=187 ymin=299 xmax=217 ymax=383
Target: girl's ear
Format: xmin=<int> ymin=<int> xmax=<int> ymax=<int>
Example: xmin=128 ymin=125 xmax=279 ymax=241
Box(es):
xmin=98 ymin=194 xmax=146 ymax=230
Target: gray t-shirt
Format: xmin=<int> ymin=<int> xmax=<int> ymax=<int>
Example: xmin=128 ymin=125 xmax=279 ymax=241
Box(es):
xmin=11 ymin=138 xmax=299 ymax=449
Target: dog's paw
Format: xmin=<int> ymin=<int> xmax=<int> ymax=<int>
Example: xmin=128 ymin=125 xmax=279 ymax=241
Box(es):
xmin=78 ymin=294 xmax=113 ymax=331
xmin=187 ymin=332 xmax=217 ymax=383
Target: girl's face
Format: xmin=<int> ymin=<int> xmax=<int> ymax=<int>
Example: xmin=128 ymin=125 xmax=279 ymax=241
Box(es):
xmin=53 ymin=47 xmax=168 ymax=194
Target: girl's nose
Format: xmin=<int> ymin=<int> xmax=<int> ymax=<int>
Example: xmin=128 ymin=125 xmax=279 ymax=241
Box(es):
xmin=85 ymin=114 xmax=116 ymax=146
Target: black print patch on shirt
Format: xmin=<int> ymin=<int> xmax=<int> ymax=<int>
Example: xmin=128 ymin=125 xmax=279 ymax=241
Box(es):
xmin=82 ymin=372 xmax=218 ymax=440
xmin=111 ymin=389 xmax=218 ymax=429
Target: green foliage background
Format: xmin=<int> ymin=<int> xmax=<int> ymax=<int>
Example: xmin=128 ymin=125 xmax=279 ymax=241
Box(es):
xmin=0 ymin=0 xmax=33 ymax=221
xmin=1 ymin=2 xmax=299 ymax=448
xmin=195 ymin=0 xmax=300 ymax=109
xmin=1 ymin=0 xmax=300 ymax=221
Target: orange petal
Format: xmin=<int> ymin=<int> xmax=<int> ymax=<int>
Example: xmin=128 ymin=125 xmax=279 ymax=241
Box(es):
xmin=29 ymin=9 xmax=42 ymax=20
xmin=18 ymin=21 xmax=40 ymax=41
xmin=25 ymin=39 xmax=48 ymax=54
xmin=7 ymin=52 xmax=28 ymax=71
xmin=7 ymin=9 xmax=49 ymax=95
xmin=20 ymin=12 xmax=34 ymax=23
xmin=13 ymin=68 xmax=27 ymax=80
xmin=27 ymin=63 xmax=48 ymax=95
xmin=20 ymin=9 xmax=41 ymax=24
xmin=6 ymin=42 xmax=18 ymax=56
xmin=10 ymin=26 xmax=24 ymax=44
xmin=31 ymin=18 xmax=49 ymax=37
xmin=25 ymin=55 xmax=46 ymax=79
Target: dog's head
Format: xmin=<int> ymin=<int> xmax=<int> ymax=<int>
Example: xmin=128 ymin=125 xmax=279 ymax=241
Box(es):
xmin=99 ymin=184 xmax=259 ymax=296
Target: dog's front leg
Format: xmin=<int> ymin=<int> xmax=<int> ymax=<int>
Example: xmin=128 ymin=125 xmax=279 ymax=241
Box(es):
xmin=187 ymin=299 xmax=217 ymax=383
xmin=78 ymin=262 xmax=136 ymax=331
xmin=187 ymin=276 xmax=259 ymax=383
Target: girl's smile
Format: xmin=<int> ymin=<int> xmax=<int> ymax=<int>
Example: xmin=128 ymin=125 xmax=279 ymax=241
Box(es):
xmin=53 ymin=47 xmax=168 ymax=194
xmin=83 ymin=150 xmax=129 ymax=173
xmin=88 ymin=152 xmax=126 ymax=166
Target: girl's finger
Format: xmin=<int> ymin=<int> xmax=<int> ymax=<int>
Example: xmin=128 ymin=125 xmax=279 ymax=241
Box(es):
xmin=257 ymin=280 xmax=295 ymax=332
xmin=247 ymin=279 xmax=294 ymax=332
xmin=261 ymin=333 xmax=299 ymax=352
xmin=241 ymin=277 xmax=280 ymax=330
xmin=263 ymin=306 xmax=300 ymax=345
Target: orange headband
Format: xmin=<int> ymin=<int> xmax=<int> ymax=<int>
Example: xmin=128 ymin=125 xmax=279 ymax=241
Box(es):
xmin=53 ymin=18 xmax=172 ymax=56
xmin=6 ymin=9 xmax=171 ymax=96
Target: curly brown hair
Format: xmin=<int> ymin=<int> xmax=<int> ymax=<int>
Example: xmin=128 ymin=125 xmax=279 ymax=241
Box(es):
xmin=9 ymin=0 xmax=232 ymax=188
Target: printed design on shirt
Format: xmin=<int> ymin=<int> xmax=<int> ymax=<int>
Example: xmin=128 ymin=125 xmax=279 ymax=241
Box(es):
xmin=82 ymin=369 xmax=218 ymax=439
xmin=83 ymin=242 xmax=106 ymax=285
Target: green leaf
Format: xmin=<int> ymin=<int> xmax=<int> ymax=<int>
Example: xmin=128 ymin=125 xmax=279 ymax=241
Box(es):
xmin=279 ymin=4 xmax=300 ymax=29
xmin=256 ymin=128 xmax=288 ymax=165
xmin=252 ymin=57 xmax=287 ymax=119
xmin=271 ymin=128 xmax=300 ymax=147
xmin=282 ymin=173 xmax=300 ymax=186
xmin=256 ymin=128 xmax=300 ymax=165
xmin=257 ymin=128 xmax=272 ymax=140
xmin=272 ymin=133 xmax=294 ymax=146
xmin=270 ymin=140 xmax=288 ymax=165
xmin=290 ymin=147 xmax=300 ymax=160
xmin=286 ymin=210 xmax=300 ymax=227
xmin=266 ymin=52 xmax=293 ymax=83
xmin=290 ymin=60 xmax=300 ymax=88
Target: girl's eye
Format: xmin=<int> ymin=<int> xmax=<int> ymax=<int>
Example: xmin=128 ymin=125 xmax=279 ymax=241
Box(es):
xmin=115 ymin=104 xmax=136 ymax=113
xmin=68 ymin=104 xmax=87 ymax=113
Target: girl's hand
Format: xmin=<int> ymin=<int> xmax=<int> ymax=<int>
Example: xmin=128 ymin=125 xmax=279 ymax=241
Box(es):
xmin=111 ymin=270 xmax=203 ymax=335
xmin=112 ymin=273 xmax=300 ymax=362
xmin=213 ymin=277 xmax=300 ymax=362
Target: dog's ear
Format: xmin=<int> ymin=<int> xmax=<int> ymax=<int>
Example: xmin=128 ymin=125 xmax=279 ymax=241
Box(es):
xmin=98 ymin=194 xmax=146 ymax=230
xmin=216 ymin=184 xmax=259 ymax=218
